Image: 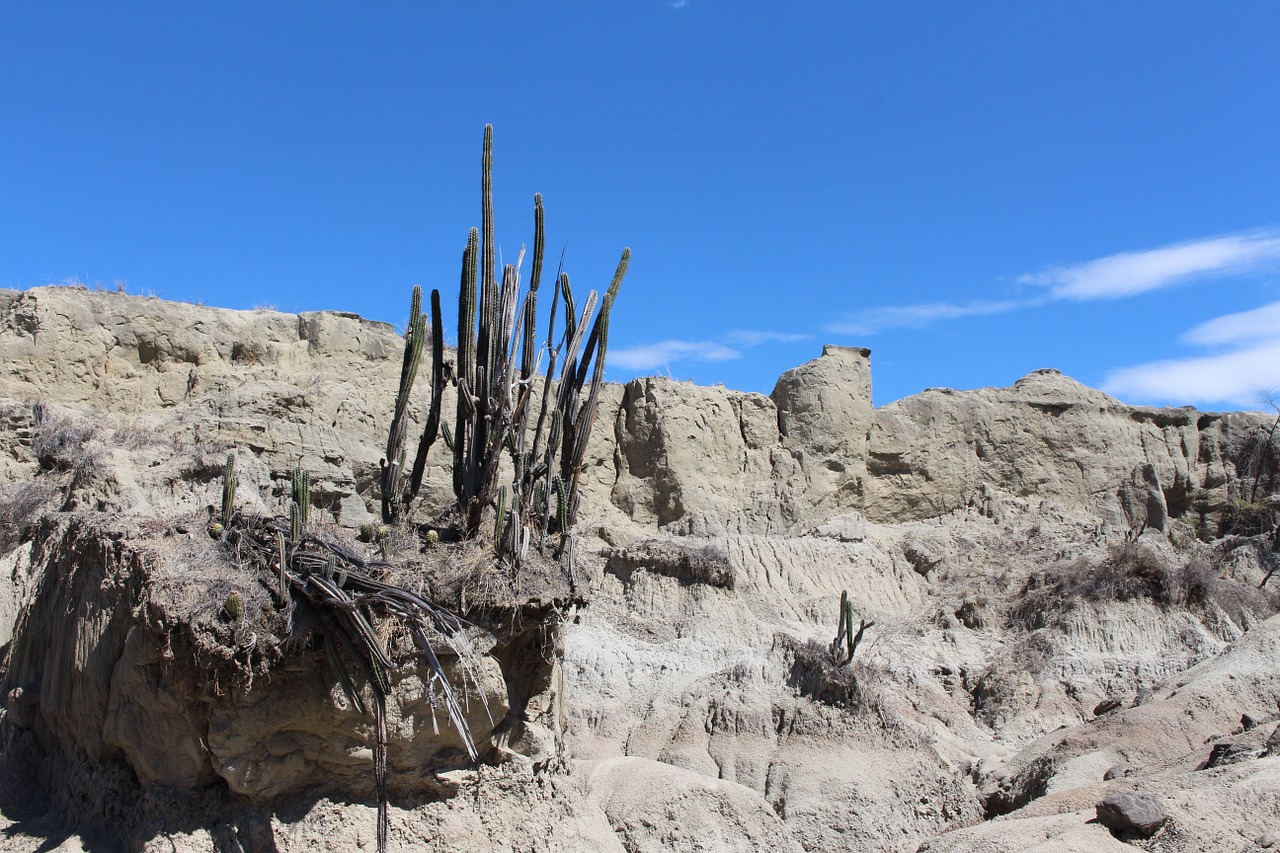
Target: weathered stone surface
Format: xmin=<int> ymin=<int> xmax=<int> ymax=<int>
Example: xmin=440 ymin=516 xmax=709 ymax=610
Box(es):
xmin=2 ymin=287 xmax=1280 ymax=853
xmin=1095 ymin=791 xmax=1169 ymax=836
xmin=863 ymin=368 xmax=1267 ymax=527
xmin=812 ymin=512 xmax=865 ymax=542
xmin=1204 ymin=741 xmax=1259 ymax=768
xmin=604 ymin=538 xmax=737 ymax=589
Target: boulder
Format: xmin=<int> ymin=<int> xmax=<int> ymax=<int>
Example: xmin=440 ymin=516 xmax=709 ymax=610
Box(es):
xmin=1095 ymin=791 xmax=1169 ymax=837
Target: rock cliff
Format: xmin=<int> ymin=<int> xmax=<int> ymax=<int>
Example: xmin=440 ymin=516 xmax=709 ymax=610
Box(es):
xmin=0 ymin=286 xmax=1277 ymax=852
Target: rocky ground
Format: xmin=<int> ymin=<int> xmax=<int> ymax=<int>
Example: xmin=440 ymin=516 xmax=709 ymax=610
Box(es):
xmin=0 ymin=286 xmax=1277 ymax=851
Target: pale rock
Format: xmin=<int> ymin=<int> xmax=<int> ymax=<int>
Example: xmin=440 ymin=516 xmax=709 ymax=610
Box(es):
xmin=812 ymin=512 xmax=866 ymax=542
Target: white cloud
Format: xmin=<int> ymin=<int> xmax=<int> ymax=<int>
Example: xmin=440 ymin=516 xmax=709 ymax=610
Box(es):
xmin=1019 ymin=230 xmax=1280 ymax=301
xmin=723 ymin=329 xmax=810 ymax=346
xmin=609 ymin=339 xmax=740 ymax=371
xmin=1104 ymin=297 xmax=1280 ymax=408
xmin=1182 ymin=299 xmax=1280 ymax=347
xmin=825 ymin=298 xmax=1029 ymax=336
xmin=1102 ymin=340 xmax=1280 ymax=409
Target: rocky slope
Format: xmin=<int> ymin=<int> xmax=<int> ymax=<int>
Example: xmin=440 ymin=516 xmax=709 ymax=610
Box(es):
xmin=0 ymin=285 xmax=1277 ymax=852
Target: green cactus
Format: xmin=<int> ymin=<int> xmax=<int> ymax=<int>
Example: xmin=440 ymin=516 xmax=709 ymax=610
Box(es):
xmin=221 ymin=454 xmax=237 ymax=529
xmin=553 ymin=474 xmax=567 ymax=534
xmin=290 ymin=501 xmax=303 ymax=544
xmin=382 ymin=287 xmax=425 ymax=523
xmin=494 ymin=485 xmax=507 ymax=553
xmin=292 ymin=466 xmax=310 ymax=529
xmin=223 ymin=590 xmax=244 ymax=622
xmin=843 ymin=594 xmax=857 ymax=662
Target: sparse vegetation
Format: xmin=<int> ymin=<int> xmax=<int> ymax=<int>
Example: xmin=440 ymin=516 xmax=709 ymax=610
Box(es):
xmin=1007 ymin=540 xmax=1279 ymax=639
xmin=31 ymin=402 xmax=100 ymax=474
xmin=0 ymin=481 xmax=58 ymax=551
xmin=201 ymin=126 xmax=626 ymax=853
xmin=377 ymin=126 xmax=629 ymax=594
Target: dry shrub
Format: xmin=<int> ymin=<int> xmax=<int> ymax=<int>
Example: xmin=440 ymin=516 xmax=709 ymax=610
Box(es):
xmin=0 ymin=480 xmax=58 ymax=551
xmin=31 ymin=403 xmax=100 ymax=474
xmin=1012 ymin=543 xmax=1275 ymax=630
xmin=786 ymin=637 xmax=889 ymax=714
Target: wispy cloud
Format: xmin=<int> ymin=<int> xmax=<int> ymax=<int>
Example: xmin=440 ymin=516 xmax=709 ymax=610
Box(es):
xmin=1103 ymin=298 xmax=1280 ymax=408
xmin=825 ymin=298 xmax=1030 ymax=336
xmin=825 ymin=228 xmax=1280 ymax=340
xmin=609 ymin=339 xmax=739 ymax=371
xmin=1182 ymin=299 xmax=1280 ymax=347
xmin=723 ymin=329 xmax=811 ymax=346
xmin=611 ymin=326 xmax=807 ymax=372
xmin=1102 ymin=341 xmax=1280 ymax=409
xmin=1019 ymin=230 xmax=1280 ymax=300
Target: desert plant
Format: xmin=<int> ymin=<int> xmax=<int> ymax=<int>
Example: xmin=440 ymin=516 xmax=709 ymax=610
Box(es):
xmin=0 ymin=481 xmax=58 ymax=551
xmin=220 ymin=454 xmax=237 ymax=530
xmin=380 ymin=125 xmax=628 ymax=583
xmin=289 ymin=465 xmax=310 ymax=543
xmin=31 ymin=402 xmax=100 ymax=474
xmin=830 ymin=589 xmax=874 ymax=665
xmin=211 ymin=127 xmax=623 ymax=853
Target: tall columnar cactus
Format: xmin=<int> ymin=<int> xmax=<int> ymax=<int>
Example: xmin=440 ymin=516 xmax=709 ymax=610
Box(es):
xmin=381 ymin=287 xmax=425 ymax=523
xmin=831 ymin=590 xmax=874 ymax=665
xmin=408 ymin=288 xmax=445 ymax=504
xmin=381 ymin=124 xmax=628 ymax=574
xmin=221 ymin=454 xmax=237 ymax=529
xmin=292 ymin=465 xmax=311 ymax=529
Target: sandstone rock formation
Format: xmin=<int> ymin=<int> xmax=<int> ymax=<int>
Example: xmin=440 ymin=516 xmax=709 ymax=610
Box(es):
xmin=1 ymin=286 xmax=1278 ymax=852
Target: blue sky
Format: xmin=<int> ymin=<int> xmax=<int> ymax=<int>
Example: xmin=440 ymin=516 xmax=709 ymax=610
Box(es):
xmin=3 ymin=3 xmax=1279 ymax=410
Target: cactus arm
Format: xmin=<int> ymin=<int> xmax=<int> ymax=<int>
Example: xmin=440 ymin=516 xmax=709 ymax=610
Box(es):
xmin=409 ymin=288 xmax=445 ymax=502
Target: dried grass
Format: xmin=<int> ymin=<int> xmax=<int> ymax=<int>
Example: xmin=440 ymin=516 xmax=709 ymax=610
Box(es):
xmin=31 ymin=403 xmax=101 ymax=474
xmin=1010 ymin=542 xmax=1276 ymax=631
xmin=0 ymin=480 xmax=58 ymax=551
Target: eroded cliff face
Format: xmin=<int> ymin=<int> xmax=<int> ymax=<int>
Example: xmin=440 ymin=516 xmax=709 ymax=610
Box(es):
xmin=1 ymin=286 xmax=1278 ymax=853
xmin=3 ymin=513 xmax=559 ymax=803
xmin=3 ymin=286 xmax=1270 ymax=540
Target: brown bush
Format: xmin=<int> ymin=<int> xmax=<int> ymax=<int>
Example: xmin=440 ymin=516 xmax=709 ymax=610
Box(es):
xmin=31 ymin=403 xmax=100 ymax=474
xmin=1011 ymin=543 xmax=1277 ymax=631
xmin=0 ymin=481 xmax=58 ymax=551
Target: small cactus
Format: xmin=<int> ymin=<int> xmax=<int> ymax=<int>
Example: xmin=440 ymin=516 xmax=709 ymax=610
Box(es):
xmin=223 ymin=590 xmax=245 ymax=622
xmin=292 ymin=466 xmax=310 ymax=529
xmin=221 ymin=454 xmax=237 ymax=529
xmin=425 ymin=529 xmax=440 ymax=547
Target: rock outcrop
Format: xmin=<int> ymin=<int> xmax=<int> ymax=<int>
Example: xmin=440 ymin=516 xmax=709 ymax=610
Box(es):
xmin=1 ymin=286 xmax=1278 ymax=853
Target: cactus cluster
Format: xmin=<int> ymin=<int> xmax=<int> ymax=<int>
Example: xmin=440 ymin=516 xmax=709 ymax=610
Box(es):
xmin=290 ymin=465 xmax=310 ymax=543
xmin=831 ymin=590 xmax=875 ymax=665
xmin=380 ymin=125 xmax=628 ymax=575
xmin=208 ymin=128 xmax=611 ymax=853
